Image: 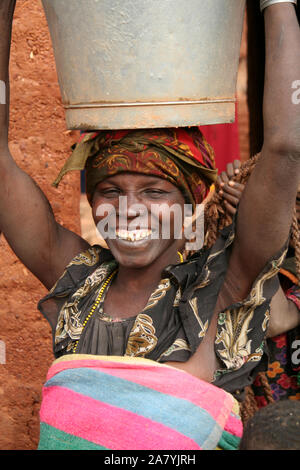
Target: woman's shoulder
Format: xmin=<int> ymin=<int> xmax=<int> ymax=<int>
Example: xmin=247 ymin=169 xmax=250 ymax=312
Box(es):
xmin=48 ymin=245 xmax=114 ymax=296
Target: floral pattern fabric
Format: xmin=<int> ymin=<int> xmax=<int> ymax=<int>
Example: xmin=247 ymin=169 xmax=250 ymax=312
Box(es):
xmin=251 ymin=280 xmax=300 ymax=406
xmin=252 ymin=266 xmax=300 ymax=408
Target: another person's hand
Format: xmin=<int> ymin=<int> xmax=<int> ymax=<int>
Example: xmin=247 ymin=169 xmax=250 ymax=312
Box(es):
xmin=217 ymin=160 xmax=245 ymax=216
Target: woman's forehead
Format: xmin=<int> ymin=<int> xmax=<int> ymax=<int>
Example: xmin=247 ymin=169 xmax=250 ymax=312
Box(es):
xmin=98 ymin=173 xmax=176 ymax=188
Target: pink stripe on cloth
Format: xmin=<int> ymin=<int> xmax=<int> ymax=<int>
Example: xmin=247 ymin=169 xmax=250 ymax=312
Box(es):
xmin=224 ymin=414 xmax=243 ymax=438
xmin=47 ymin=357 xmax=234 ymax=428
xmin=40 ymin=385 xmax=202 ymax=450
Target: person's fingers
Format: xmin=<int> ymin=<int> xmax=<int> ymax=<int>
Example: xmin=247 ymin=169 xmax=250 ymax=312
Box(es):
xmin=223 ymin=200 xmax=237 ymax=216
xmin=219 ymin=171 xmax=229 ymax=184
xmin=218 ymin=163 xmax=243 ymax=216
xmin=219 ymin=182 xmax=244 ymax=209
xmin=220 ymin=191 xmax=241 ymax=207
xmin=233 ymin=159 xmax=241 ymax=174
xmin=225 ymin=162 xmax=234 ymax=179
xmin=224 ymin=181 xmax=245 ymax=197
xmin=219 ymin=160 xmax=241 ymax=186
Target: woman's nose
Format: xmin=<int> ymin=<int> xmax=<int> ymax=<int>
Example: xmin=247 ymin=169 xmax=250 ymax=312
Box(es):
xmin=117 ymin=193 xmax=147 ymax=220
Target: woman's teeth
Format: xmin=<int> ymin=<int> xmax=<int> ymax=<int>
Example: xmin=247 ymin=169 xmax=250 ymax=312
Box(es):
xmin=116 ymin=229 xmax=152 ymax=242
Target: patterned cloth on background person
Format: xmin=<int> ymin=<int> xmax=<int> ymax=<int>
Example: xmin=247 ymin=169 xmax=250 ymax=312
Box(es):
xmin=53 ymin=127 xmax=218 ymax=207
xmin=251 ymin=256 xmax=300 ymax=405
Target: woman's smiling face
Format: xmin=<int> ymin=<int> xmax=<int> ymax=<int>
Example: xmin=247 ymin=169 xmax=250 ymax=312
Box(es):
xmin=92 ymin=173 xmax=186 ymax=268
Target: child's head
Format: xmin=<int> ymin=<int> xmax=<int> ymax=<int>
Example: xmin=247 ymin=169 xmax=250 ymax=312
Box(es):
xmin=239 ymin=400 xmax=300 ymax=450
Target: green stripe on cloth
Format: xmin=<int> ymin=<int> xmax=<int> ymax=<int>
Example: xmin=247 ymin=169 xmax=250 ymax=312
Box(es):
xmin=217 ymin=430 xmax=241 ymax=450
xmin=38 ymin=422 xmax=108 ymax=450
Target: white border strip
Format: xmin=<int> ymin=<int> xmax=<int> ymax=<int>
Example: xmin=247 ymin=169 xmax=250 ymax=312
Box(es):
xmin=0 ymin=81 xmax=6 ymax=105
xmin=0 ymin=340 xmax=6 ymax=364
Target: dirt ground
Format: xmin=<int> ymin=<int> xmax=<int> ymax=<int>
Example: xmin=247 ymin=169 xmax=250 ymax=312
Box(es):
xmin=0 ymin=1 xmax=249 ymax=450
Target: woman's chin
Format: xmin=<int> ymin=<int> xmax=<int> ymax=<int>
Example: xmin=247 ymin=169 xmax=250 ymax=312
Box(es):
xmin=107 ymin=239 xmax=168 ymax=269
xmin=112 ymin=253 xmax=158 ymax=269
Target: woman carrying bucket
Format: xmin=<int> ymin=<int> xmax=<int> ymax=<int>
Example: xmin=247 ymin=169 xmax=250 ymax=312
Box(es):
xmin=0 ymin=0 xmax=299 ymax=450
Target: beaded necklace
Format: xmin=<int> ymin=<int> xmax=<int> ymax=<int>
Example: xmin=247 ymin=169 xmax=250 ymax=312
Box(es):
xmin=72 ymin=251 xmax=183 ymax=353
xmin=72 ymin=269 xmax=117 ymax=353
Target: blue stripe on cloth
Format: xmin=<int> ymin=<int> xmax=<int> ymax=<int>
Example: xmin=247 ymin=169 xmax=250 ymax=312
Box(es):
xmin=45 ymin=367 xmax=223 ymax=449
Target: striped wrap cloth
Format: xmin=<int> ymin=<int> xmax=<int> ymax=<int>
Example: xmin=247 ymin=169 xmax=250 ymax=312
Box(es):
xmin=38 ymin=355 xmax=243 ymax=450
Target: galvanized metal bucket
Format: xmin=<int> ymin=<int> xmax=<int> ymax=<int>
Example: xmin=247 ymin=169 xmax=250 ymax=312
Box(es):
xmin=42 ymin=0 xmax=246 ymax=130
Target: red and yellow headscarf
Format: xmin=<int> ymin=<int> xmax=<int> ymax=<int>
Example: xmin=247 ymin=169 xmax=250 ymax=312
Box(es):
xmin=53 ymin=127 xmax=218 ymax=207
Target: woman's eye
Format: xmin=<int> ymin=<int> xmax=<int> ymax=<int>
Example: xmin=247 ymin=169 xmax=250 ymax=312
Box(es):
xmin=101 ymin=188 xmax=121 ymax=197
xmin=144 ymin=189 xmax=167 ymax=198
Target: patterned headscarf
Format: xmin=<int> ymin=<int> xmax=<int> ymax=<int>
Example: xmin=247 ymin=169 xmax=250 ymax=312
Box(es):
xmin=53 ymin=127 xmax=217 ymax=207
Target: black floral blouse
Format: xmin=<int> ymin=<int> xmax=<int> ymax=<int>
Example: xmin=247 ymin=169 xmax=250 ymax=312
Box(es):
xmin=38 ymin=223 xmax=287 ymax=401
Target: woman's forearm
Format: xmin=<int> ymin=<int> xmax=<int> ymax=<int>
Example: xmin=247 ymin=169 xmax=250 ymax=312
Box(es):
xmin=263 ymin=3 xmax=300 ymax=153
xmin=0 ymin=1 xmax=16 ymax=148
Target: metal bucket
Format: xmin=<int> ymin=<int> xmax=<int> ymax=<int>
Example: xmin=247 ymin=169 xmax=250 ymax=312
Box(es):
xmin=42 ymin=0 xmax=246 ymax=130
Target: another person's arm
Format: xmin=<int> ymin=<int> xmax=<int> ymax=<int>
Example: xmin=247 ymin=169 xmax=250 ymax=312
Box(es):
xmin=0 ymin=1 xmax=89 ymax=290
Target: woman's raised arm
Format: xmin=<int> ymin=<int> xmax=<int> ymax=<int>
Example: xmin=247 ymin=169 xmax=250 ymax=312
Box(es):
xmin=0 ymin=1 xmax=89 ymax=290
xmin=224 ymin=2 xmax=300 ymax=303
